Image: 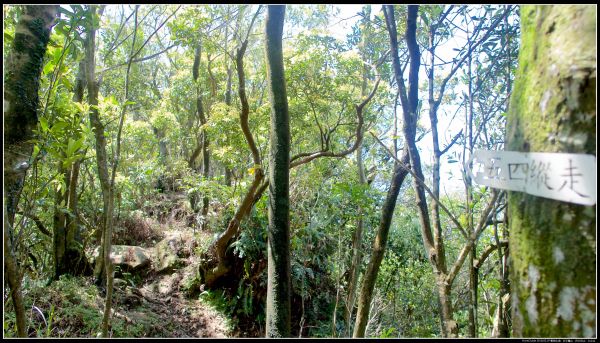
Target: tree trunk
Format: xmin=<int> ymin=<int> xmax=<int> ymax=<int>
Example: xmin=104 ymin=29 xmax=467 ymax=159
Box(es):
xmin=353 ymin=148 xmax=410 ymax=337
xmin=437 ymin=281 xmax=457 ymax=337
xmin=506 ymin=5 xmax=596 ymax=338
xmin=264 ymin=5 xmax=291 ymax=337
xmin=468 ymin=250 xmax=478 ymax=337
xmin=194 ymin=45 xmax=211 ymax=220
xmin=53 ymin=62 xmax=90 ymax=279
xmin=385 ymin=5 xmax=462 ymax=338
xmin=344 ymin=144 xmax=366 ymax=336
xmin=84 ymin=5 xmax=114 ymax=337
xmin=53 ymin=162 xmax=68 ymax=277
xmin=3 ymin=5 xmax=58 ymax=337
xmin=198 ymin=8 xmax=264 ymax=288
xmin=345 ymin=9 xmax=371 ymax=334
xmin=224 ymin=24 xmax=234 ymax=187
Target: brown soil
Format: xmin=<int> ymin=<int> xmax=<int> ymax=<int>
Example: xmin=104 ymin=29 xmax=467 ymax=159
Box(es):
xmin=110 ymin=191 xmax=230 ymax=338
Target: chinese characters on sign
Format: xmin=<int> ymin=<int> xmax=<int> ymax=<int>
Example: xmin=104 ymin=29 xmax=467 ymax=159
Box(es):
xmin=467 ymin=150 xmax=596 ymax=206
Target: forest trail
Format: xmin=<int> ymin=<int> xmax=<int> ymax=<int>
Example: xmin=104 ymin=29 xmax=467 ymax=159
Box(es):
xmin=111 ymin=266 xmax=229 ymax=337
xmin=103 ymin=191 xmax=230 ymax=338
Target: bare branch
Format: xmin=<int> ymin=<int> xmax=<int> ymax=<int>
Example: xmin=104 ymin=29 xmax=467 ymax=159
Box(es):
xmin=445 ymin=190 xmax=500 ymax=286
xmin=99 ymin=43 xmax=178 ymax=74
xmin=370 ymin=131 xmax=468 ymax=239
xmin=290 ymin=77 xmax=380 ymax=168
xmin=440 ymin=129 xmax=463 ymax=155
xmin=432 ymin=7 xmax=513 ymax=115
xmin=474 ymin=240 xmax=508 ymax=270
xmin=16 ymin=211 xmax=50 ymax=237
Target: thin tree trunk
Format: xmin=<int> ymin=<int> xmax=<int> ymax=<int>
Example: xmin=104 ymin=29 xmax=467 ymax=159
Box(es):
xmin=54 ymin=61 xmax=90 ymax=278
xmin=53 ymin=162 xmax=68 ymax=277
xmin=353 ymin=5 xmax=426 ymax=338
xmin=385 ymin=5 xmax=462 ymax=337
xmin=193 ymin=42 xmax=211 ymax=221
xmin=491 ymin=215 xmax=510 ymax=337
xmin=84 ymin=5 xmax=114 ymax=337
xmin=353 ymin=148 xmax=410 ymax=337
xmin=3 ymin=5 xmax=58 ymax=337
xmin=344 ymin=38 xmax=370 ymax=335
xmin=464 ymin=23 xmax=478 ymax=336
xmin=265 ymin=5 xmax=291 ymax=337
xmin=224 ymin=9 xmax=233 ymax=186
xmin=426 ymin=13 xmax=453 ymax=336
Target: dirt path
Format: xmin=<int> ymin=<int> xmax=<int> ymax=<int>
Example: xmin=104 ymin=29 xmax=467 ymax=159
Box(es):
xmin=128 ymin=275 xmax=229 ymax=337
xmin=110 ymin=193 xmax=230 ymax=338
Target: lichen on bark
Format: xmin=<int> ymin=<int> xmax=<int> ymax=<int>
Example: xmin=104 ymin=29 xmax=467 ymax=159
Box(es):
xmin=506 ymin=5 xmax=596 ymax=338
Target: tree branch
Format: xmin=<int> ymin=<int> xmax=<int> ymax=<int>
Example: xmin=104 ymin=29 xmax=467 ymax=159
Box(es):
xmin=100 ymin=43 xmax=178 ymax=74
xmin=474 ymin=240 xmax=508 ymax=270
xmin=445 ymin=190 xmax=499 ymax=286
xmin=370 ymin=131 xmax=468 ymax=239
xmin=440 ymin=129 xmax=463 ymax=155
xmin=16 ymin=211 xmax=50 ymax=237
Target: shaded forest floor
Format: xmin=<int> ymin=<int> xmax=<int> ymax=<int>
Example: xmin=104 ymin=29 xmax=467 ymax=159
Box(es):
xmin=5 ymin=191 xmax=233 ymax=338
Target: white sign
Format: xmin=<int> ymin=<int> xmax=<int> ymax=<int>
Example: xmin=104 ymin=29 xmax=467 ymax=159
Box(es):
xmin=467 ymin=150 xmax=596 ymax=206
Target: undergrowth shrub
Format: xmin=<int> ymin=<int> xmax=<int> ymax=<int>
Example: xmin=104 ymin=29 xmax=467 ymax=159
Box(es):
xmin=3 ymin=275 xmax=161 ymax=338
xmin=113 ymin=210 xmax=163 ymax=247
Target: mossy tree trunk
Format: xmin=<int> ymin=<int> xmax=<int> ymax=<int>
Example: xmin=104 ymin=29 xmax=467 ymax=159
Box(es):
xmin=264 ymin=5 xmax=291 ymax=337
xmin=3 ymin=5 xmax=58 ymax=337
xmin=506 ymin=5 xmax=596 ymax=338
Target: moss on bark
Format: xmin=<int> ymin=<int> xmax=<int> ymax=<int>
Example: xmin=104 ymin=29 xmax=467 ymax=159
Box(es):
xmin=506 ymin=5 xmax=596 ymax=338
xmin=265 ymin=5 xmax=291 ymax=337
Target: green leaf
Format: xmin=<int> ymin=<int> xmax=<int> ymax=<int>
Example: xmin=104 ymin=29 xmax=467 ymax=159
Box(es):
xmin=42 ymin=61 xmax=55 ymax=75
xmin=51 ymin=121 xmax=69 ymax=133
xmin=31 ymin=145 xmax=40 ymax=161
xmin=52 ymin=46 xmax=63 ymax=64
xmin=74 ymin=102 xmax=87 ymax=113
xmin=4 ymin=30 xmax=14 ymax=43
xmin=61 ymin=76 xmax=73 ymax=90
xmin=58 ymin=6 xmax=74 ymax=16
xmin=62 ymin=156 xmax=77 ymax=169
xmin=66 ymin=137 xmax=84 ymax=157
xmin=39 ymin=117 xmax=49 ymax=132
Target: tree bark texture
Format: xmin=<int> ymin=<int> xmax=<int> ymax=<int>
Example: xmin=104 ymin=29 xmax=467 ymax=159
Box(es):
xmin=506 ymin=5 xmax=596 ymax=338
xmin=3 ymin=5 xmax=58 ymax=337
xmin=265 ymin=5 xmax=291 ymax=338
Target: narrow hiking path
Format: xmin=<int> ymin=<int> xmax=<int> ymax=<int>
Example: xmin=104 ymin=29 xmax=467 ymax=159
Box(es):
xmin=103 ymin=191 xmax=231 ymax=337
xmin=111 ymin=259 xmax=229 ymax=337
xmin=11 ymin=191 xmax=234 ymax=338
